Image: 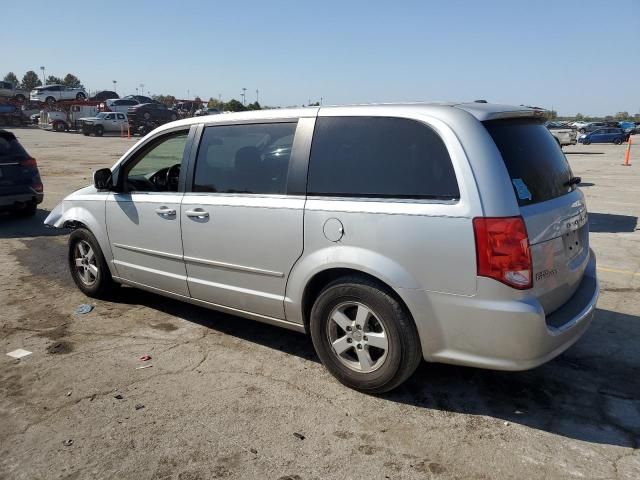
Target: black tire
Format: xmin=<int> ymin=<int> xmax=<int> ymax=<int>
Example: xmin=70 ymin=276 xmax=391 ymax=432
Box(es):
xmin=76 ymin=92 xmax=86 ymax=101
xmin=15 ymin=94 xmax=25 ymax=102
xmin=95 ymin=125 xmax=104 ymax=137
xmin=54 ymin=122 xmax=65 ymax=132
xmin=583 ymin=140 xmax=591 ymax=145
xmin=68 ymin=228 xmax=117 ymax=298
xmin=45 ymin=96 xmax=56 ymax=104
xmin=579 ymin=128 xmax=586 ymax=134
xmin=12 ymin=203 xmax=37 ymax=217
xmin=614 ymin=138 xmax=622 ymax=145
xmin=309 ymin=275 xmax=422 ymax=393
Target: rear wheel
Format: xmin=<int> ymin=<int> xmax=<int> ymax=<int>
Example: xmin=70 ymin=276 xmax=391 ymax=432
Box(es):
xmin=614 ymin=138 xmax=622 ymax=145
xmin=68 ymin=228 xmax=117 ymax=298
xmin=579 ymin=128 xmax=586 ymax=133
xmin=45 ymin=96 xmax=56 ymax=104
xmin=95 ymin=125 xmax=104 ymax=137
xmin=54 ymin=122 xmax=66 ymax=132
xmin=76 ymin=92 xmax=86 ymax=101
xmin=309 ymin=276 xmax=422 ymax=393
xmin=14 ymin=94 xmax=25 ymax=102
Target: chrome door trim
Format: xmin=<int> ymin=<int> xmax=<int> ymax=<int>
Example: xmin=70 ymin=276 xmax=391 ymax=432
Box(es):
xmin=112 ymin=276 xmax=306 ymax=333
xmin=183 ymin=255 xmax=284 ymax=277
xmin=112 ymin=243 xmax=183 ymax=260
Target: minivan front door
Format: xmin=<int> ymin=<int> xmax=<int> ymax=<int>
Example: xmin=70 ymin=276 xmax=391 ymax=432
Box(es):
xmin=181 ymin=121 xmax=308 ymax=319
xmin=106 ymin=130 xmax=191 ymax=296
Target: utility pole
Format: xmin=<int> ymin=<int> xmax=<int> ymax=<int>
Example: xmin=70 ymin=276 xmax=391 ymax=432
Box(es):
xmin=187 ymin=89 xmax=190 ymax=99
xmin=241 ymin=87 xmax=247 ymax=106
xmin=256 ymin=89 xmax=259 ymax=104
xmin=113 ymin=80 xmax=117 ymax=93
xmin=40 ymin=66 xmax=45 ymax=85
xmin=139 ymin=83 xmax=145 ymax=97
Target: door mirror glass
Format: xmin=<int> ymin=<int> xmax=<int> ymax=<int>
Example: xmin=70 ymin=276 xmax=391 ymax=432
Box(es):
xmin=94 ymin=168 xmax=113 ymax=190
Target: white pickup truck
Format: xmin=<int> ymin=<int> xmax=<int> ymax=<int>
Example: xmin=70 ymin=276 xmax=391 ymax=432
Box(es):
xmin=546 ymin=122 xmax=577 ymax=147
xmin=80 ymin=112 xmax=129 ymax=136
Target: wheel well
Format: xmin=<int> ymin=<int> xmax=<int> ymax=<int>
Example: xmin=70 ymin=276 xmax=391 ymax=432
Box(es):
xmin=301 ymin=268 xmax=413 ymax=333
xmin=63 ymin=220 xmax=89 ymax=230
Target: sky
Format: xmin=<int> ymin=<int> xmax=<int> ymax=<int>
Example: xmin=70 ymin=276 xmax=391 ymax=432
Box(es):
xmin=2 ymin=0 xmax=639 ymax=116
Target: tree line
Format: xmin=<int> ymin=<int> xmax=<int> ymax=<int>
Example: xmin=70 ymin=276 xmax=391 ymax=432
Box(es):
xmin=3 ymin=71 xmax=83 ymax=91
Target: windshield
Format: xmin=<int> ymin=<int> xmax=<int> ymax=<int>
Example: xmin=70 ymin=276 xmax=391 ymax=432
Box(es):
xmin=484 ymin=119 xmax=575 ymax=206
xmin=95 ymin=112 xmax=108 ymax=119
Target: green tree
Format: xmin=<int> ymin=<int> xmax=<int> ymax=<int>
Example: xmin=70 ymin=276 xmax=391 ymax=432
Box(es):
xmin=207 ymin=98 xmax=224 ymax=110
xmin=46 ymin=75 xmax=64 ymax=85
xmin=20 ymin=71 xmax=42 ymax=91
xmin=62 ymin=73 xmax=82 ymax=88
xmin=604 ymin=115 xmax=614 ymax=122
xmin=3 ymin=72 xmax=19 ymax=86
xmin=152 ymin=94 xmax=176 ymax=107
xmin=574 ymin=113 xmax=584 ymax=121
xmin=634 ymin=113 xmax=640 ymax=122
xmin=224 ymin=99 xmax=246 ymax=112
xmin=614 ymin=111 xmax=630 ymax=121
xmin=247 ymin=101 xmax=262 ymax=111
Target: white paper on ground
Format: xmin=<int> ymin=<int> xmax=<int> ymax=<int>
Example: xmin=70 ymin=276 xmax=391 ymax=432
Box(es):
xmin=6 ymin=349 xmax=32 ymax=359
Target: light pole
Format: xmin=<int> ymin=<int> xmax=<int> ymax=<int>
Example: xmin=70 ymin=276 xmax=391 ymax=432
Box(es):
xmin=40 ymin=66 xmax=45 ymax=85
xmin=139 ymin=83 xmax=145 ymax=97
xmin=241 ymin=88 xmax=247 ymax=106
xmin=256 ymin=89 xmax=259 ymax=104
xmin=113 ymin=80 xmax=117 ymax=93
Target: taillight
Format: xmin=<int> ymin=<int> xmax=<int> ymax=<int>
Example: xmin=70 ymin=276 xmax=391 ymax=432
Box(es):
xmin=473 ymin=216 xmax=533 ymax=289
xmin=20 ymin=157 xmax=38 ymax=169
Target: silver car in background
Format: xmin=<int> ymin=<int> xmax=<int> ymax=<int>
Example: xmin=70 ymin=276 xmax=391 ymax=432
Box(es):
xmin=45 ymin=102 xmax=598 ymax=392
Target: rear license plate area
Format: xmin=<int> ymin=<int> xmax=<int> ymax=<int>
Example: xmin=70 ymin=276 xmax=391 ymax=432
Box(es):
xmin=564 ymin=229 xmax=582 ymax=259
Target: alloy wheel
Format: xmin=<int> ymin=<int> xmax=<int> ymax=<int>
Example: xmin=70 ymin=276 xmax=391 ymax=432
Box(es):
xmin=74 ymin=240 xmax=98 ymax=286
xmin=326 ymin=301 xmax=389 ymax=373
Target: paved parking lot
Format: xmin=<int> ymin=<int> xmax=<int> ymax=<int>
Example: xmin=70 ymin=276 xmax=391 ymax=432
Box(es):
xmin=1 ymin=127 xmax=639 ymax=479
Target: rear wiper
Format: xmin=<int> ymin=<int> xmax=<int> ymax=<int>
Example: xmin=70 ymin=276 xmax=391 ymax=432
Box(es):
xmin=564 ymin=176 xmax=582 ymax=186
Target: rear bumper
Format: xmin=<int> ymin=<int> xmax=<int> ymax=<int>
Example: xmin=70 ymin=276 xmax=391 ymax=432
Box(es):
xmin=399 ymin=249 xmax=598 ymax=370
xmin=0 ymin=188 xmax=44 ymax=208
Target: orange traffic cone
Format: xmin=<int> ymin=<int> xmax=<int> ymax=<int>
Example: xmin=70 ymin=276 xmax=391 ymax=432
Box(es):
xmin=624 ymin=136 xmax=632 ymax=166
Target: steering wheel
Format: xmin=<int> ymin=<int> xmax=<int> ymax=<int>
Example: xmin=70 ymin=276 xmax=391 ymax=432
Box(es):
xmin=165 ymin=164 xmax=181 ymax=190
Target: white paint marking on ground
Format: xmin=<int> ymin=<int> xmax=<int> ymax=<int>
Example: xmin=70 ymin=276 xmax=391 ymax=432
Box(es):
xmin=6 ymin=348 xmax=32 ymax=359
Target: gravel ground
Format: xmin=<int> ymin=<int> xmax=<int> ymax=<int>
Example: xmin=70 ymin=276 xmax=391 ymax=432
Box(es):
xmin=1 ymin=127 xmax=639 ymax=480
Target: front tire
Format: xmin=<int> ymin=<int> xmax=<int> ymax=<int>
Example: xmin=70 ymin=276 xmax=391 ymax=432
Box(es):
xmin=310 ymin=276 xmax=422 ymax=393
xmin=94 ymin=125 xmax=104 ymax=137
xmin=614 ymin=138 xmax=622 ymax=145
xmin=45 ymin=96 xmax=56 ymax=104
xmin=68 ymin=228 xmax=117 ymax=298
xmin=76 ymin=92 xmax=86 ymax=100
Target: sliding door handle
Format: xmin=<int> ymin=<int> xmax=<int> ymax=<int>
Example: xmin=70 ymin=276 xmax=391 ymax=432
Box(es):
xmin=185 ymin=208 xmax=209 ymax=219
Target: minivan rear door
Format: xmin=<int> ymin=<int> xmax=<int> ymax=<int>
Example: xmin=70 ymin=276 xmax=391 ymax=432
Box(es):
xmin=484 ymin=119 xmax=589 ymax=314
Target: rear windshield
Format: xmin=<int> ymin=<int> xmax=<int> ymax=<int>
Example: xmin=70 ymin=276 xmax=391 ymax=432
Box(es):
xmin=483 ymin=119 xmax=575 ymax=206
xmin=0 ymin=134 xmax=29 ymax=161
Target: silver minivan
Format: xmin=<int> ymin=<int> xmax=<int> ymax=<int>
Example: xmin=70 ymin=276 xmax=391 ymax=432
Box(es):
xmin=45 ymin=102 xmax=599 ymax=392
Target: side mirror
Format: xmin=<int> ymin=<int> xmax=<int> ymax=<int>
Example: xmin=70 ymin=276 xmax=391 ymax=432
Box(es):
xmin=94 ymin=168 xmax=113 ymax=191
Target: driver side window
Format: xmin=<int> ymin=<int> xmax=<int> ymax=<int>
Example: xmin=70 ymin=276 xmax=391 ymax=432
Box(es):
xmin=125 ymin=131 xmax=188 ymax=192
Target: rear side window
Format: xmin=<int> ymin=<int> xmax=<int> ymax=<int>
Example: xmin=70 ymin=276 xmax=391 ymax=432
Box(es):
xmin=193 ymin=122 xmax=297 ymax=194
xmin=484 ymin=119 xmax=574 ymax=206
xmin=307 ymin=117 xmax=459 ymax=199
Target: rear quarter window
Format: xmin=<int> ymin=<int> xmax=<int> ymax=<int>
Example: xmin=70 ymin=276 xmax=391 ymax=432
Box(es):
xmin=483 ymin=119 xmax=574 ymax=206
xmin=307 ymin=116 xmax=459 ymax=199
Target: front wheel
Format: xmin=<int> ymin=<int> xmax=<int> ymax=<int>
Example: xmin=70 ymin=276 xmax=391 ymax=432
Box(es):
xmin=310 ymin=276 xmax=422 ymax=393
xmin=94 ymin=125 xmax=104 ymax=137
xmin=614 ymin=138 xmax=622 ymax=145
xmin=68 ymin=228 xmax=117 ymax=298
xmin=583 ymin=139 xmax=591 ymax=145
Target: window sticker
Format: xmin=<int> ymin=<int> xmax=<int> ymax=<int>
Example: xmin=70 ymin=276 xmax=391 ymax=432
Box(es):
xmin=512 ymin=178 xmax=532 ymax=201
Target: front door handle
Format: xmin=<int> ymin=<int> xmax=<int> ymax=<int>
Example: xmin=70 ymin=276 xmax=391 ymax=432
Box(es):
xmin=185 ymin=208 xmax=209 ymax=219
xmin=155 ymin=207 xmax=176 ymax=216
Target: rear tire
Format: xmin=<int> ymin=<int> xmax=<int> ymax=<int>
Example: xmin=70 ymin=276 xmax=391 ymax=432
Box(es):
xmin=95 ymin=125 xmax=104 ymax=137
xmin=68 ymin=228 xmax=117 ymax=299
xmin=54 ymin=122 xmax=65 ymax=132
xmin=45 ymin=96 xmax=56 ymax=104
xmin=309 ymin=275 xmax=422 ymax=393
xmin=76 ymin=92 xmax=86 ymax=101
xmin=614 ymin=138 xmax=622 ymax=145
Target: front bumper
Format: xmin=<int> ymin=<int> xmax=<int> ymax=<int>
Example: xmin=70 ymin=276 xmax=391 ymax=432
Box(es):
xmin=399 ymin=249 xmax=598 ymax=370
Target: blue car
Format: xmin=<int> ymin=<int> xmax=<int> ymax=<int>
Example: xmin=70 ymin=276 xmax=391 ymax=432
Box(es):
xmin=578 ymin=127 xmax=628 ymax=145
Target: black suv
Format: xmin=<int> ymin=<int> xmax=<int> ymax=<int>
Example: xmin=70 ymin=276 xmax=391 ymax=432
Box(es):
xmin=0 ymin=130 xmax=43 ymax=216
xmin=127 ymin=103 xmax=178 ymax=133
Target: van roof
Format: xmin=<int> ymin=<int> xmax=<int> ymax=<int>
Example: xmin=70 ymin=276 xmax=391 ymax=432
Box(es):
xmin=157 ymin=101 xmax=545 ymax=132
